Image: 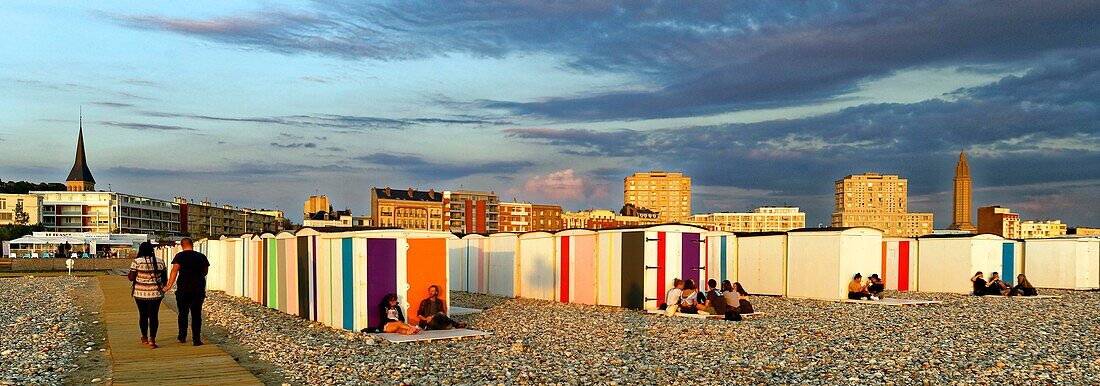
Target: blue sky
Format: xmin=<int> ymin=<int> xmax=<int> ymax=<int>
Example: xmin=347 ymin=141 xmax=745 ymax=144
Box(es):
xmin=1 ymin=1 xmax=1098 ymax=227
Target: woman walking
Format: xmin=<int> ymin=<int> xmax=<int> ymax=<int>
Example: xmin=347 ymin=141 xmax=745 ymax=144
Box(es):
xmin=128 ymin=242 xmax=166 ymax=348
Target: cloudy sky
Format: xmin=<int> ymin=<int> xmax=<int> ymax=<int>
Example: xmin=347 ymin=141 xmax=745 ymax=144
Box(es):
xmin=2 ymin=1 xmax=1098 ymax=227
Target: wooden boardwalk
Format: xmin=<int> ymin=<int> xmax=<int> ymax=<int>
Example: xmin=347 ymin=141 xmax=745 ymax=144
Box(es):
xmin=97 ymin=276 xmax=262 ymax=385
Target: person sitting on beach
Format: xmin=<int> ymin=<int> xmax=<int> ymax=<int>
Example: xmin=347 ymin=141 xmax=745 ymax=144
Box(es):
xmin=731 ymin=282 xmax=754 ymax=314
xmin=703 ymin=279 xmax=737 ymax=320
xmin=868 ymin=274 xmax=885 ymax=299
xmin=971 ymin=272 xmax=987 ymax=295
xmin=416 ymin=285 xmax=467 ymax=330
xmin=678 ymin=279 xmax=706 ymax=314
xmin=661 ymin=278 xmax=684 ymax=310
xmin=987 ymin=272 xmax=1010 ymax=296
xmin=848 ymin=273 xmax=873 ymax=300
xmin=1012 ymin=274 xmax=1038 ymax=296
xmin=378 ymin=294 xmax=420 ymax=335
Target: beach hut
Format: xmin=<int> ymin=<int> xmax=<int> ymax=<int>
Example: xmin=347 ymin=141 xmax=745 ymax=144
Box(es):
xmin=916 ymin=234 xmax=1007 ymax=294
xmin=517 ymin=232 xmax=556 ymax=301
xmin=457 ymin=234 xmax=490 ymax=294
xmin=735 ymin=232 xmax=788 ymax=296
xmin=1023 ymin=237 xmax=1100 ymax=290
xmin=881 ymin=237 xmax=918 ymax=291
xmin=554 ymin=229 xmax=598 ymax=305
xmin=447 ymin=236 xmax=466 ymax=293
xmin=201 ymin=238 xmax=229 ymax=294
xmin=593 ymin=225 xmax=707 ymax=310
xmin=1002 ymin=239 xmax=1023 ymax=286
xmin=786 ymin=227 xmax=883 ymax=301
xmin=305 ymin=228 xmax=452 ymax=331
xmin=703 ymin=231 xmax=737 ymax=284
xmin=486 ymin=233 xmax=519 ymax=298
xmin=275 ymin=231 xmax=299 ymax=316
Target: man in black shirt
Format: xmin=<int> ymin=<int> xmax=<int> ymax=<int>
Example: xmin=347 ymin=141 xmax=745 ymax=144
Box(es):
xmin=416 ymin=285 xmax=466 ymax=330
xmin=162 ymin=238 xmax=210 ymax=346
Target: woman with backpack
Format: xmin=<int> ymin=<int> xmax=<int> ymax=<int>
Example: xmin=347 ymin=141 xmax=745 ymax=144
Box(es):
xmin=128 ymin=241 xmax=166 ymax=348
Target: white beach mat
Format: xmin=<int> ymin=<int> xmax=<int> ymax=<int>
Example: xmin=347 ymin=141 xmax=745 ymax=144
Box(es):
xmin=646 ymin=309 xmax=764 ymax=319
xmin=450 ymin=306 xmax=483 ymax=316
xmin=842 ymin=298 xmax=942 ymax=306
xmin=373 ymin=329 xmax=492 ymax=343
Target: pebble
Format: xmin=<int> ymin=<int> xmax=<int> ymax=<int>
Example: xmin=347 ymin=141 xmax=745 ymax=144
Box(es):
xmin=0 ymin=277 xmax=93 ymax=384
xmin=195 ymin=288 xmax=1100 ymax=384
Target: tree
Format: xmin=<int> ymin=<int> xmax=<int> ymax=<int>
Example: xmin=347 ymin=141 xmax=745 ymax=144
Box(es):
xmin=12 ymin=201 xmax=29 ymax=226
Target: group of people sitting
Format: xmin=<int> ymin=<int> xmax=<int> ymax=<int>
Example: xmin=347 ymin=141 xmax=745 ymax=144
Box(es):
xmin=971 ymin=272 xmax=1039 ymax=296
xmin=659 ymin=278 xmax=754 ymax=321
xmin=372 ymin=284 xmax=468 ymax=335
xmin=847 ymin=273 xmax=886 ymax=300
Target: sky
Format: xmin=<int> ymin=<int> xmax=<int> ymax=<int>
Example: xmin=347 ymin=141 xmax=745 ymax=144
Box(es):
xmin=1 ymin=1 xmax=1098 ymax=227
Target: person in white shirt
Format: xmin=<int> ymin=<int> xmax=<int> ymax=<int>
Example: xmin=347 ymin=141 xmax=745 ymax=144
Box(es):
xmin=662 ymin=278 xmax=684 ymax=310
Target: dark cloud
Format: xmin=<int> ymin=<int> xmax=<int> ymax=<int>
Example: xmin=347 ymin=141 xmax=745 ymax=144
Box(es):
xmin=89 ymin=102 xmax=134 ymax=108
xmin=99 ymin=121 xmax=196 ymax=132
xmin=105 ymin=161 xmax=363 ymax=179
xmin=356 ymin=152 xmax=533 ymax=180
xmin=141 ymin=111 xmax=511 ymax=131
xmin=508 ymin=52 xmax=1100 ymax=226
xmin=270 ymin=142 xmax=317 ymax=149
xmin=110 ymin=1 xmax=1100 ymax=120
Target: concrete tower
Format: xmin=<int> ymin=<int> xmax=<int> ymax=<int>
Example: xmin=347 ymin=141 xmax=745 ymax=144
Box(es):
xmin=65 ymin=114 xmax=96 ymax=192
xmin=947 ymin=151 xmax=976 ymax=232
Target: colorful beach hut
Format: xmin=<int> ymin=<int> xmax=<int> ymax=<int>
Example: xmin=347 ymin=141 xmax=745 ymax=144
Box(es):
xmin=881 ymin=237 xmax=918 ymax=291
xmin=703 ymin=231 xmax=737 ymax=284
xmin=734 ymin=232 xmax=787 ymax=296
xmin=916 ymin=233 xmax=1007 ymax=294
xmin=554 ymin=229 xmax=598 ymax=305
xmin=593 ymin=225 xmax=707 ymax=310
xmin=785 ymin=227 xmax=883 ymax=301
xmin=1023 ymin=237 xmax=1100 ymax=290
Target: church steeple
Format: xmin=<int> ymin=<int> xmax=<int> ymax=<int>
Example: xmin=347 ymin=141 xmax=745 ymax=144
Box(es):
xmin=66 ymin=112 xmax=96 ymax=192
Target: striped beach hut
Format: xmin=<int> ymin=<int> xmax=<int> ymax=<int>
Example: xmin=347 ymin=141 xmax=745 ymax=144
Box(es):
xmin=734 ymin=232 xmax=788 ymax=296
xmin=554 ymin=229 xmax=598 ymax=305
xmin=703 ymin=231 xmax=737 ymax=285
xmin=593 ymin=224 xmax=707 ymax=310
xmin=785 ymin=227 xmax=883 ymax=301
xmin=881 ymin=237 xmax=918 ymax=291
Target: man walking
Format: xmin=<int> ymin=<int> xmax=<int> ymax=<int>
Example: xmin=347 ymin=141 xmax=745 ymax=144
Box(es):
xmin=416 ymin=285 xmax=466 ymax=330
xmin=162 ymin=238 xmax=210 ymax=346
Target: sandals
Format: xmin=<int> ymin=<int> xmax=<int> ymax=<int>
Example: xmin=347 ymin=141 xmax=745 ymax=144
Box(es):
xmin=140 ymin=336 xmax=149 ymax=345
xmin=149 ymin=342 xmax=158 ymax=349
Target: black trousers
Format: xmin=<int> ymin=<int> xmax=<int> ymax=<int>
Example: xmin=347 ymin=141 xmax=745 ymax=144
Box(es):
xmin=175 ymin=291 xmax=205 ymax=341
xmin=422 ymin=312 xmax=459 ymax=330
xmin=135 ymin=298 xmax=162 ymax=339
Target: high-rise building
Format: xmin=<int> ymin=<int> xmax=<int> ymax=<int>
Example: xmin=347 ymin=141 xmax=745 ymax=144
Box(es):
xmin=831 ymin=173 xmax=934 ymax=237
xmin=0 ymin=194 xmax=42 ymax=226
xmin=370 ymin=187 xmax=446 ymax=231
xmin=529 ymin=204 xmax=563 ymax=232
xmin=947 ymin=151 xmax=977 ymax=232
xmin=443 ymin=190 xmax=499 ymax=234
xmin=977 ymin=205 xmax=1021 ymax=239
xmin=624 ymin=171 xmax=691 ymax=222
xmin=303 ymin=195 xmax=332 ymax=221
xmin=498 ymin=201 xmax=531 ymax=233
xmin=65 ymin=117 xmax=96 ymax=192
xmin=689 ymin=207 xmax=806 ymax=233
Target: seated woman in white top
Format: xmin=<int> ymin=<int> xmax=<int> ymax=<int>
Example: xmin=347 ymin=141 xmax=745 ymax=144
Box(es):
xmin=678 ymin=279 xmax=707 ymax=314
xmin=661 ymin=278 xmax=684 ymax=310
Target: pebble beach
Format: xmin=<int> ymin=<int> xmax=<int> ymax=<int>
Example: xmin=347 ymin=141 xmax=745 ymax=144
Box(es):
xmin=0 ymin=277 xmax=102 ymax=385
xmin=201 ymin=288 xmax=1100 ymax=385
xmin=3 ymin=277 xmax=1100 ymax=385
